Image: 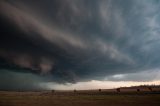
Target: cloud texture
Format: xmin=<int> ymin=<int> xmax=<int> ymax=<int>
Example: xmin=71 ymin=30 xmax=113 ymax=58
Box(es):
xmin=0 ymin=0 xmax=160 ymax=90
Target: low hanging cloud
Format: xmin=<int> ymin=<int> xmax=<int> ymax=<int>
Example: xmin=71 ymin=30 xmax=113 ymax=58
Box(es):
xmin=0 ymin=50 xmax=54 ymax=74
xmin=1 ymin=0 xmax=160 ymax=90
xmin=105 ymin=69 xmax=160 ymax=82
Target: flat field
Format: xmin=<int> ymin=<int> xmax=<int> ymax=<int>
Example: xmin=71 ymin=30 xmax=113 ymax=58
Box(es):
xmin=0 ymin=89 xmax=160 ymax=106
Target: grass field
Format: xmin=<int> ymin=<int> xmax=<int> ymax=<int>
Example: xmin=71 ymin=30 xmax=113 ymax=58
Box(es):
xmin=1 ymin=89 xmax=160 ymax=106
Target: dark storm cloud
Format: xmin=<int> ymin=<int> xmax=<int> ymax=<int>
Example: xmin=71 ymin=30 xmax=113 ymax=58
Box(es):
xmin=0 ymin=0 xmax=160 ymax=90
xmin=0 ymin=69 xmax=52 ymax=90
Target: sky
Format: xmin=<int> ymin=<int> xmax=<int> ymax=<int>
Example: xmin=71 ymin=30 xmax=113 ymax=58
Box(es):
xmin=0 ymin=0 xmax=160 ymax=90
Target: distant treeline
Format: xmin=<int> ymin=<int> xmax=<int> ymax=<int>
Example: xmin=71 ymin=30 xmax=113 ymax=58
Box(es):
xmin=119 ymin=85 xmax=160 ymax=89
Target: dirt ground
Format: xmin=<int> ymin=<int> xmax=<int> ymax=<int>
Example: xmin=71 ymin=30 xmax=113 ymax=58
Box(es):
xmin=0 ymin=91 xmax=160 ymax=106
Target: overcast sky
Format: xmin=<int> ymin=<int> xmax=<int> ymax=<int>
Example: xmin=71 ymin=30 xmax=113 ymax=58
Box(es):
xmin=0 ymin=0 xmax=160 ymax=90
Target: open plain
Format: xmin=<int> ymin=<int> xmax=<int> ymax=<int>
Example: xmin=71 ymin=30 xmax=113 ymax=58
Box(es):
xmin=0 ymin=87 xmax=160 ymax=106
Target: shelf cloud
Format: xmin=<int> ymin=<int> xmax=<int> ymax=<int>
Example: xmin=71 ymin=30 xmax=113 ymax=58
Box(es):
xmin=0 ymin=0 xmax=160 ymax=90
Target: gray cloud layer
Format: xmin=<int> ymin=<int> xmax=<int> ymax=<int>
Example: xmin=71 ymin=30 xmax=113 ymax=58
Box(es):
xmin=0 ymin=0 xmax=160 ymax=90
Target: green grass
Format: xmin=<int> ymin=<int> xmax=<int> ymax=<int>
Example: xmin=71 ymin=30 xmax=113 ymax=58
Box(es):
xmin=0 ymin=91 xmax=160 ymax=106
